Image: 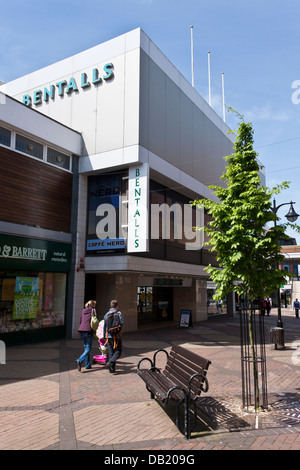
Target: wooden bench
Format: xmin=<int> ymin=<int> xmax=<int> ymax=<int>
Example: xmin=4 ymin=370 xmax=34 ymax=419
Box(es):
xmin=137 ymin=344 xmax=211 ymax=439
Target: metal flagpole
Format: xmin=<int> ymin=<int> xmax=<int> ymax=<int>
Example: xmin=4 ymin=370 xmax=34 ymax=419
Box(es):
xmin=208 ymin=51 xmax=211 ymax=106
xmin=222 ymin=72 xmax=225 ymax=122
xmin=191 ymin=26 xmax=194 ymax=87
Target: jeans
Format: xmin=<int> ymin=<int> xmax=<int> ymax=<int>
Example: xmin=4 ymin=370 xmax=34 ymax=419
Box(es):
xmin=106 ymin=337 xmax=122 ymax=371
xmin=77 ymin=332 xmax=93 ymax=368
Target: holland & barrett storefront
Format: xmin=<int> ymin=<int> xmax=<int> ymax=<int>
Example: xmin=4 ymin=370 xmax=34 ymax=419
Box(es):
xmin=0 ymin=234 xmax=72 ymax=345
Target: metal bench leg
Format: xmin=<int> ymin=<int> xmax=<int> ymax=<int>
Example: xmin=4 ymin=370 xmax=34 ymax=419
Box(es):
xmin=146 ymin=385 xmax=154 ymax=399
xmin=176 ymin=396 xmax=191 ymax=439
xmin=184 ymin=396 xmax=191 ymax=440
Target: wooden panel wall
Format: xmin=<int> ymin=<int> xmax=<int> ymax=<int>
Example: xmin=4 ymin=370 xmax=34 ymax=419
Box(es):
xmin=0 ymin=147 xmax=73 ymax=233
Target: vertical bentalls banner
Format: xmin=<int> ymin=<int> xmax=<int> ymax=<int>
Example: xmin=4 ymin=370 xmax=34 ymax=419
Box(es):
xmin=127 ymin=164 xmax=149 ymax=252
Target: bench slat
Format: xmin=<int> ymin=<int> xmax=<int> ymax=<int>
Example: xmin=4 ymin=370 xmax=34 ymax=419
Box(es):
xmin=163 ymin=345 xmax=211 ymax=398
xmin=167 ymin=345 xmax=211 ymax=371
xmin=164 ymin=365 xmax=206 ymax=397
xmin=170 ymin=345 xmax=210 ymax=368
xmin=138 ymin=369 xmax=184 ymax=402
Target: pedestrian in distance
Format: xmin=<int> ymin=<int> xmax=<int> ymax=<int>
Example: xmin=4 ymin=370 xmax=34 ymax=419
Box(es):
xmin=266 ymin=297 xmax=272 ymax=316
xmin=103 ymin=299 xmax=123 ymax=373
xmin=293 ymin=298 xmax=300 ymax=318
xmin=75 ymin=300 xmax=97 ymax=372
xmin=260 ymin=298 xmax=266 ymax=316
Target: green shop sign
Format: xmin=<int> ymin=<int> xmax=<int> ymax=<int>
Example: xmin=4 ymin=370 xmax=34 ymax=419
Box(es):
xmin=0 ymin=234 xmax=72 ymax=272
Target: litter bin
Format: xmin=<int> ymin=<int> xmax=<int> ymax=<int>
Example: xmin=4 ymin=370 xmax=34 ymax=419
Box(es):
xmin=269 ymin=327 xmax=285 ymax=350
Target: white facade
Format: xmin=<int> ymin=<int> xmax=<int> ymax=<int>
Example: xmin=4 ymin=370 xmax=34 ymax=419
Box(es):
xmin=1 ymin=29 xmax=236 ymax=336
xmin=1 ymin=28 xmax=234 ymax=182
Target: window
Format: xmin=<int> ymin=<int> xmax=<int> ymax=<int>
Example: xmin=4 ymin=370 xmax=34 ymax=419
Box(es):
xmin=15 ymin=134 xmax=43 ymax=159
xmin=47 ymin=148 xmax=71 ymax=170
xmin=137 ymin=286 xmax=153 ymax=324
xmin=0 ymin=271 xmax=67 ymax=333
xmin=0 ymin=126 xmax=11 ymax=147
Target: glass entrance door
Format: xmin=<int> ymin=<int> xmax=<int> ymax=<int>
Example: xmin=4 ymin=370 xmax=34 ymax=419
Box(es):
xmin=137 ymin=287 xmax=153 ymax=324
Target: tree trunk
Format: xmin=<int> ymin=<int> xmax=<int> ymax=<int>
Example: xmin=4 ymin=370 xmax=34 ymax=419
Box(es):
xmin=249 ymin=300 xmax=260 ymax=411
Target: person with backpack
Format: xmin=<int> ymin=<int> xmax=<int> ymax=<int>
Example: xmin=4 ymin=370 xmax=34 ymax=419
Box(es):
xmin=103 ymin=299 xmax=123 ymax=373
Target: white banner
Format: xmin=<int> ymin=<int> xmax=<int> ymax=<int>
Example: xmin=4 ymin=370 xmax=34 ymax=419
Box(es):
xmin=127 ymin=164 xmax=149 ymax=252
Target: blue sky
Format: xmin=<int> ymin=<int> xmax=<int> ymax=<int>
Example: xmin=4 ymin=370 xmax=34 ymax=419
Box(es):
xmin=1 ymin=0 xmax=300 ymax=239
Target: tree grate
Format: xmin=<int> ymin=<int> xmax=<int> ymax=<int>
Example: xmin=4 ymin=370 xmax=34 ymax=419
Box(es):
xmin=196 ymin=394 xmax=300 ymax=432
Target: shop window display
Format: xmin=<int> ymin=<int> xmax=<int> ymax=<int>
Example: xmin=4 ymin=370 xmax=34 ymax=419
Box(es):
xmin=137 ymin=287 xmax=153 ymax=324
xmin=0 ymin=271 xmax=66 ymax=333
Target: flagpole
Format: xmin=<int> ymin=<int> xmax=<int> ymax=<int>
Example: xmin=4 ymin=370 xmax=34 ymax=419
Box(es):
xmin=191 ymin=25 xmax=194 ymax=87
xmin=222 ymin=72 xmax=225 ymax=122
xmin=208 ymin=51 xmax=211 ymax=106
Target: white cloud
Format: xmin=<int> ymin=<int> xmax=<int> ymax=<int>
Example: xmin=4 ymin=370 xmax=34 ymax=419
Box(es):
xmin=245 ymin=105 xmax=290 ymax=122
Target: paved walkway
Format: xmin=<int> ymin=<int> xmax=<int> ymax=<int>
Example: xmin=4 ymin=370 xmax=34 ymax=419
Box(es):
xmin=0 ymin=308 xmax=300 ymax=452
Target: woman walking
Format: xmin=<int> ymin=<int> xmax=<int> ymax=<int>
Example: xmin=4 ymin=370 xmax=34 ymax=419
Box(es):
xmin=75 ymin=300 xmax=97 ymax=371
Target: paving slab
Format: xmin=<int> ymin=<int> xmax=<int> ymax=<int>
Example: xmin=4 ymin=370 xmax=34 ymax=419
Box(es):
xmin=0 ymin=308 xmax=300 ymax=453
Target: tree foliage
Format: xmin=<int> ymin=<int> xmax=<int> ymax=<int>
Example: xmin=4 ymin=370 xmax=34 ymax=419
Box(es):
xmin=192 ymin=110 xmax=297 ymax=301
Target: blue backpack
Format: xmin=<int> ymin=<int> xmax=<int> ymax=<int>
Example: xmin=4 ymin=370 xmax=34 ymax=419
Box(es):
xmin=105 ymin=310 xmax=122 ymax=347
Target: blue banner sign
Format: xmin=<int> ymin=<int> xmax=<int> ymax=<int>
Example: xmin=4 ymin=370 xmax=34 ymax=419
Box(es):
xmin=87 ymin=238 xmax=126 ymax=252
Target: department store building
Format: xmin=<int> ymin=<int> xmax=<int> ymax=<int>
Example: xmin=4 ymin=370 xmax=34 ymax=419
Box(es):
xmin=0 ymin=28 xmax=236 ymax=344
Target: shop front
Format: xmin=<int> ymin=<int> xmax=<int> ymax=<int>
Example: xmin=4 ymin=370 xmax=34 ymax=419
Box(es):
xmin=0 ymin=234 xmax=72 ymax=345
xmin=83 ymin=269 xmax=207 ymax=333
xmin=138 ymin=284 xmax=173 ymax=324
xmin=137 ymin=278 xmax=192 ymax=325
xmin=84 ymin=168 xmax=209 ymax=330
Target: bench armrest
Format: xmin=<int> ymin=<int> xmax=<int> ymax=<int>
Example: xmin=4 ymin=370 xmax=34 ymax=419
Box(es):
xmin=188 ymin=373 xmax=209 ymax=394
xmin=137 ymin=357 xmax=153 ymax=373
xmin=137 ymin=348 xmax=169 ymax=373
xmin=166 ymin=385 xmax=188 ymax=402
xmin=153 ymin=348 xmax=169 ymax=368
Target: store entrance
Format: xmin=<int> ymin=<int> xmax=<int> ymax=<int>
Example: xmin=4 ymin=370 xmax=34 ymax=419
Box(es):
xmin=137 ymin=286 xmax=173 ymax=325
xmin=154 ymin=287 xmax=173 ymax=322
xmin=137 ymin=286 xmax=153 ymax=324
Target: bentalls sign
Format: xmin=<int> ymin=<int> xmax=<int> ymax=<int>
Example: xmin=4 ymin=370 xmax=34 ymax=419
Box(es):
xmin=23 ymin=63 xmax=114 ymax=106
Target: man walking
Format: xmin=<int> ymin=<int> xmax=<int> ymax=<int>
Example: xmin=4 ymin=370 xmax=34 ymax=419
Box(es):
xmin=293 ymin=298 xmax=300 ymax=318
xmin=103 ymin=300 xmax=123 ymax=373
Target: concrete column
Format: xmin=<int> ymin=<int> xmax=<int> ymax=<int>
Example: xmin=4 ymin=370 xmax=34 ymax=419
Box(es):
xmin=71 ymin=174 xmax=88 ymax=338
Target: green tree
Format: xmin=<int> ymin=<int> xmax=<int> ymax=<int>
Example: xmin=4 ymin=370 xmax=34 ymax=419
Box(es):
xmin=192 ymin=110 xmax=298 ymax=410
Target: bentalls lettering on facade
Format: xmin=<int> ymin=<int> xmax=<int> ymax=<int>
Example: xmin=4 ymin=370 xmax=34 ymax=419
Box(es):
xmin=23 ymin=63 xmax=114 ymax=106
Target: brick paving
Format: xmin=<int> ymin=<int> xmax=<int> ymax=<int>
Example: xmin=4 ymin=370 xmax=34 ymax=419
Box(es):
xmin=0 ymin=308 xmax=300 ymax=452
